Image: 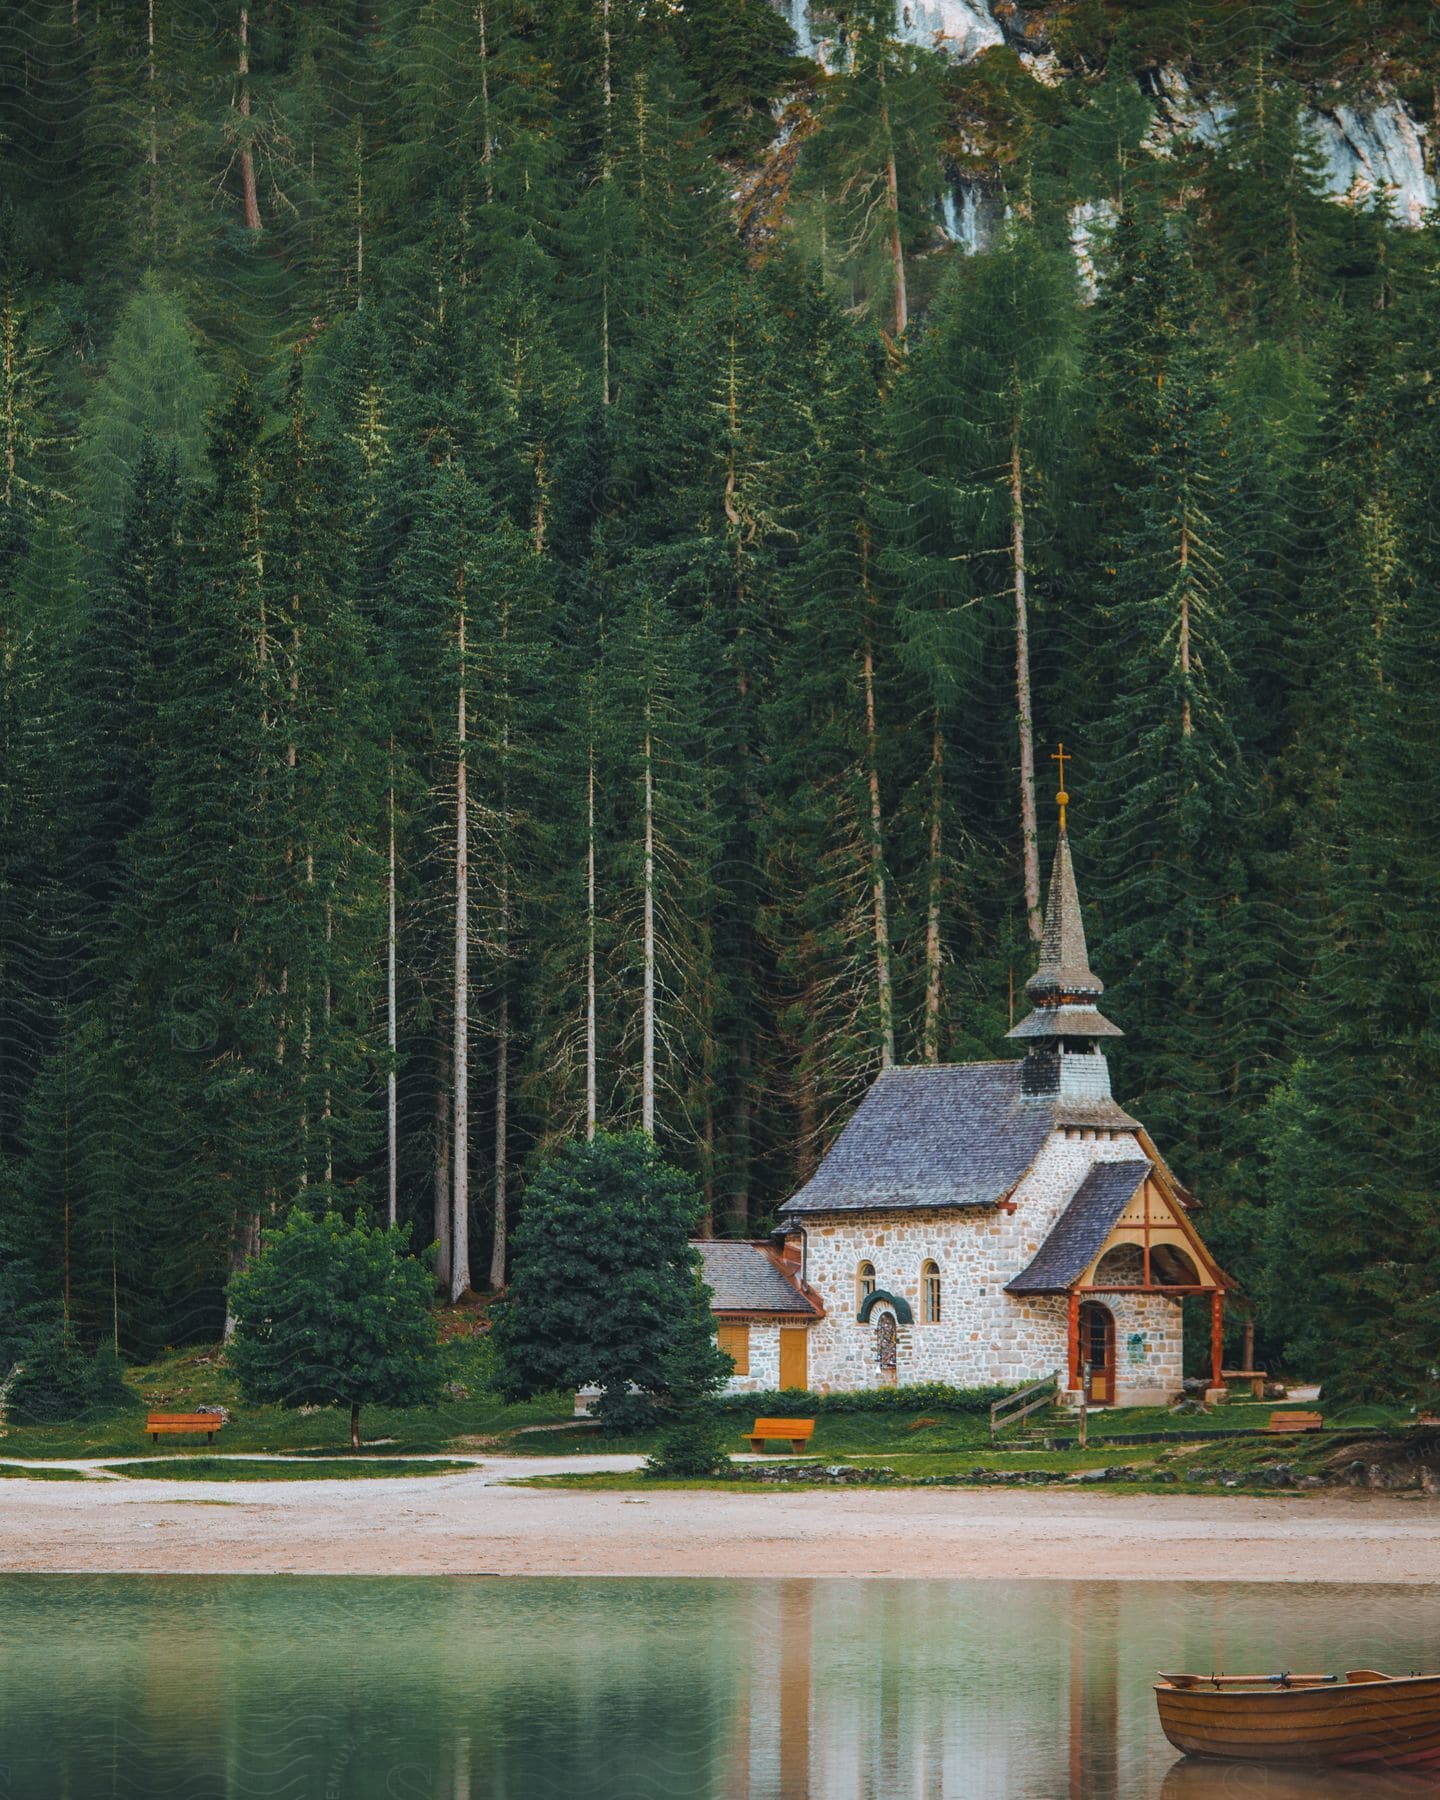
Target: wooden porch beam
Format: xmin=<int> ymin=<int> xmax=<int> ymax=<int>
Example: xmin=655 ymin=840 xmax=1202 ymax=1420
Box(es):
xmin=1075 ymin=1283 xmax=1215 ymax=1296
xmin=1210 ymin=1288 xmax=1224 ymax=1392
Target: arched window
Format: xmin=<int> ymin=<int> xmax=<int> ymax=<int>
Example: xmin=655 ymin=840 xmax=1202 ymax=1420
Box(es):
xmin=922 ymin=1260 xmax=941 ymax=1324
xmin=857 ymin=1261 xmax=876 ymax=1310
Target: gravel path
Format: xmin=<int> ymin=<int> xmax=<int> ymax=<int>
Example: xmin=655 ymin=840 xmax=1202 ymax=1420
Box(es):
xmin=2 ymin=1458 xmax=1438 ymax=1580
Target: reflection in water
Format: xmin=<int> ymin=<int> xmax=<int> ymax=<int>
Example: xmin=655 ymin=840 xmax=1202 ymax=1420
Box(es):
xmin=1160 ymin=1759 xmax=1440 ymax=1798
xmin=3 ymin=1577 xmax=1440 ymax=1797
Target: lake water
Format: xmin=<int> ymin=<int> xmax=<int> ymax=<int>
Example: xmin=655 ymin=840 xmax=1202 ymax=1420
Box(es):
xmin=3 ymin=1577 xmax=1440 ymax=1798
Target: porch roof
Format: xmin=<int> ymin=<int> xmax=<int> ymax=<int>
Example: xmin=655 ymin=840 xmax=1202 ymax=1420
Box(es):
xmin=1005 ymin=1160 xmax=1149 ymax=1295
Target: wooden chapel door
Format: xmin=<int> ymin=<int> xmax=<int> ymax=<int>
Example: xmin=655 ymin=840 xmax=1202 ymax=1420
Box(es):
xmin=1080 ymin=1303 xmax=1115 ymax=1404
xmin=779 ymin=1327 xmax=808 ymax=1392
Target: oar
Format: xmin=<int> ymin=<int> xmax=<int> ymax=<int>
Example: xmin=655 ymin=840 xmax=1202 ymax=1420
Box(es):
xmin=1159 ymin=1672 xmax=1341 ymax=1689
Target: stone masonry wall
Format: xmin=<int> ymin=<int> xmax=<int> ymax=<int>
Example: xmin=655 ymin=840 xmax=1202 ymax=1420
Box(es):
xmin=797 ymin=1128 xmax=1184 ymax=1402
xmin=719 ymin=1322 xmax=783 ymax=1396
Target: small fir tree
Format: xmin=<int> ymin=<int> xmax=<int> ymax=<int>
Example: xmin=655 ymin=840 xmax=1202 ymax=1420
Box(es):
xmin=492 ymin=1130 xmax=728 ymax=1428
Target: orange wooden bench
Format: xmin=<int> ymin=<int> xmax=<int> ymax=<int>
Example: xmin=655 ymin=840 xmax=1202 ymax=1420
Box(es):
xmin=1266 ymin=1410 xmax=1323 ymax=1434
xmin=744 ymin=1417 xmax=815 ymax=1454
xmin=147 ymin=1412 xmax=226 ymax=1445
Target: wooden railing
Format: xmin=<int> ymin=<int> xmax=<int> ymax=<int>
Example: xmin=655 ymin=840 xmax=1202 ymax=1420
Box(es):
xmin=990 ymin=1371 xmax=1060 ymax=1442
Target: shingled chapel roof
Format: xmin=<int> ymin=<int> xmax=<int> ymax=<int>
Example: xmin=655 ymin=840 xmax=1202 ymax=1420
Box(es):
xmin=1004 ymin=1160 xmax=1149 ymax=1294
xmin=778 ymin=1063 xmax=1137 ymax=1217
xmin=693 ymin=1240 xmax=820 ymax=1316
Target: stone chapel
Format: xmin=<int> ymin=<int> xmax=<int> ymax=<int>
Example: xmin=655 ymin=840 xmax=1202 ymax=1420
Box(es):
xmin=702 ymin=819 xmax=1231 ymax=1408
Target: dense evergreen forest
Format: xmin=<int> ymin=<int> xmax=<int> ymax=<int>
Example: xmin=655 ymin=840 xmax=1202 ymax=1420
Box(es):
xmin=3 ymin=0 xmax=1439 ymax=1399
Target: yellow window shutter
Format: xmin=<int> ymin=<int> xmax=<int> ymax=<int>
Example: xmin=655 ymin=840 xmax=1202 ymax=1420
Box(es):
xmin=717 ymin=1322 xmax=750 ymax=1375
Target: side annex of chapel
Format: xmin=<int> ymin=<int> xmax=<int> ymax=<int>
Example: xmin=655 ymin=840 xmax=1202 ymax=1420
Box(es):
xmin=704 ymin=819 xmax=1230 ymax=1408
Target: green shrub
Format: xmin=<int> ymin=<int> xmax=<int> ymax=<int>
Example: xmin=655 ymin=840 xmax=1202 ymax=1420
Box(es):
xmin=647 ymin=1410 xmax=732 ymax=1477
xmin=439 ymin=1330 xmax=499 ymax=1396
xmin=714 ymin=1381 xmax=1019 ymax=1417
xmin=6 ymin=1326 xmax=136 ymax=1424
xmin=594 ymin=1389 xmax=661 ymax=1434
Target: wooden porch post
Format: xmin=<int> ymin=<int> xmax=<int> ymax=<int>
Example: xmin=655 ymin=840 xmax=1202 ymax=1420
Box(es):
xmin=1209 ymin=1289 xmax=1223 ymax=1393
xmin=1067 ymin=1290 xmax=1081 ymax=1391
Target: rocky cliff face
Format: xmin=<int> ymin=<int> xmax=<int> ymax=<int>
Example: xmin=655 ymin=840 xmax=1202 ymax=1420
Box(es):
xmin=774 ymin=0 xmax=1435 ymax=252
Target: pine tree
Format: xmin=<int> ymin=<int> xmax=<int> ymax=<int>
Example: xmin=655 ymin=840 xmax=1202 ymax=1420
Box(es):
xmin=886 ymin=223 xmax=1082 ymax=948
xmin=1080 ymin=197 xmax=1256 ymax=1263
xmin=72 ymin=275 xmax=214 ymax=567
xmin=1202 ymin=51 xmax=1339 ymax=340
xmin=759 ymin=283 xmax=895 ymax=1181
xmin=788 ymin=0 xmax=943 ymax=338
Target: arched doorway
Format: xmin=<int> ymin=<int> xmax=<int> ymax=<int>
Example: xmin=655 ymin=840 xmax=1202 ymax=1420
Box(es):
xmin=1079 ymin=1302 xmax=1115 ymax=1405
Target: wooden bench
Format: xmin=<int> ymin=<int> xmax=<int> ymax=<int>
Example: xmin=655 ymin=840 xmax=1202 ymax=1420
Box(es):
xmin=1222 ymin=1367 xmax=1269 ymax=1400
xmin=147 ymin=1412 xmax=226 ymax=1446
xmin=1266 ymin=1410 xmax=1323 ymax=1434
xmin=744 ymin=1417 xmax=815 ymax=1454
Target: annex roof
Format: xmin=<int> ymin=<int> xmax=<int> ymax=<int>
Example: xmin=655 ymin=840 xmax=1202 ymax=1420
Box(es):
xmin=693 ymin=1240 xmax=820 ymax=1317
xmin=1004 ymin=1160 xmax=1150 ymax=1295
xmin=778 ymin=1062 xmax=1138 ymax=1217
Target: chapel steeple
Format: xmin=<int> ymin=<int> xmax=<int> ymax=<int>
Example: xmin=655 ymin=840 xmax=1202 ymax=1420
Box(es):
xmin=1006 ymin=746 xmax=1121 ymax=1098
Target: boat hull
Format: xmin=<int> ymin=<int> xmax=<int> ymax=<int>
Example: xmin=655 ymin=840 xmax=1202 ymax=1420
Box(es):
xmin=1155 ymin=1675 xmax=1440 ymax=1768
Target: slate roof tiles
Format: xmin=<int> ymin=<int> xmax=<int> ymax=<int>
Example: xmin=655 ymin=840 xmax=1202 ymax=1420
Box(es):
xmin=1004 ymin=1160 xmax=1150 ymax=1295
xmin=693 ymin=1240 xmax=820 ymax=1316
xmin=779 ymin=1062 xmax=1137 ymax=1216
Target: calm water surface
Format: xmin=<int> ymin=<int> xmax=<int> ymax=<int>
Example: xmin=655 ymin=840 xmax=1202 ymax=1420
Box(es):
xmin=3 ymin=1577 xmax=1440 ymax=1799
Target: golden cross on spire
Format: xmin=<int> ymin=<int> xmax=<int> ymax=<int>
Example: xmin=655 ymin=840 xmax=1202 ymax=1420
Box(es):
xmin=1051 ymin=742 xmax=1071 ymax=833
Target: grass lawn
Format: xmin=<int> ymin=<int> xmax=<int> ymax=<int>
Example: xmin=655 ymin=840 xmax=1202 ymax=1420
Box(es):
xmin=3 ymin=1344 xmax=1421 ymax=1492
xmin=0 ymin=1344 xmax=575 ymax=1462
xmin=103 ymin=1457 xmax=475 ymax=1481
xmin=519 ymin=1400 xmax=1415 ymax=1466
xmin=0 ymin=1462 xmax=90 ymax=1480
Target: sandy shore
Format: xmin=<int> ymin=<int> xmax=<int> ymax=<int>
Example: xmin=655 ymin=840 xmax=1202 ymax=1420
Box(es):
xmin=3 ymin=1455 xmax=1439 ymax=1580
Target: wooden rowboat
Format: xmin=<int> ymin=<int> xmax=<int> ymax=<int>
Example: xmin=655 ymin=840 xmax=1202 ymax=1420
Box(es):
xmin=1155 ymin=1669 xmax=1440 ymax=1768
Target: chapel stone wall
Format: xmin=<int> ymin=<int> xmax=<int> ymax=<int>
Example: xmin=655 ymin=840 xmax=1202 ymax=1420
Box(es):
xmin=719 ymin=1323 xmax=783 ymax=1395
xmin=797 ymin=1128 xmax=1185 ymax=1401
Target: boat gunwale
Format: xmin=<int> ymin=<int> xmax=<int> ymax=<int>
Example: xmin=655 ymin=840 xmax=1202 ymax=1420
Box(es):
xmin=1156 ymin=1672 xmax=1440 ymax=1699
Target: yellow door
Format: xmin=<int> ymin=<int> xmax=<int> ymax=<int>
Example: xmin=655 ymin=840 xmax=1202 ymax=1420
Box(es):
xmin=779 ymin=1327 xmax=808 ymax=1391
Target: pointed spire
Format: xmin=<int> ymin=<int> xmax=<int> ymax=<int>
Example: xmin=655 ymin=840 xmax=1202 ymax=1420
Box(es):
xmin=1026 ymin=832 xmax=1104 ymax=1003
xmin=1006 ymin=756 xmax=1121 ymax=1044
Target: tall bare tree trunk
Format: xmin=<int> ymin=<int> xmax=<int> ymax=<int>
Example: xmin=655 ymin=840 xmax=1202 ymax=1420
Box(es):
xmin=354 ymin=124 xmax=364 ymax=301
xmin=859 ymin=532 xmax=895 ymax=1066
xmin=434 ymin=1070 xmax=452 ymax=1291
xmin=489 ymin=597 xmax=511 ymax=1292
xmin=490 ymin=965 xmax=509 ymax=1289
xmin=923 ymin=712 xmax=944 ymax=1063
xmin=386 ymin=755 xmax=397 ymax=1225
xmin=878 ymin=66 xmax=907 ymax=340
xmin=1179 ymin=516 xmax=1193 ymax=738
xmin=641 ymin=717 xmax=655 ymax=1135
xmin=586 ymin=738 xmax=597 ymax=1139
xmin=451 ymin=611 xmax=469 ymax=1302
xmin=322 ymin=898 xmax=332 ymax=1187
xmin=477 ymin=2 xmax=494 ymax=206
xmin=862 ymin=641 xmax=895 ymax=1068
xmin=1010 ymin=417 xmax=1041 ymax=940
xmin=599 ymin=0 xmax=612 ymax=406
xmin=2 ymin=287 xmax=16 ymax=511
xmin=236 ymin=9 xmax=262 ymax=231
xmin=146 ymin=0 xmax=158 ymax=246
